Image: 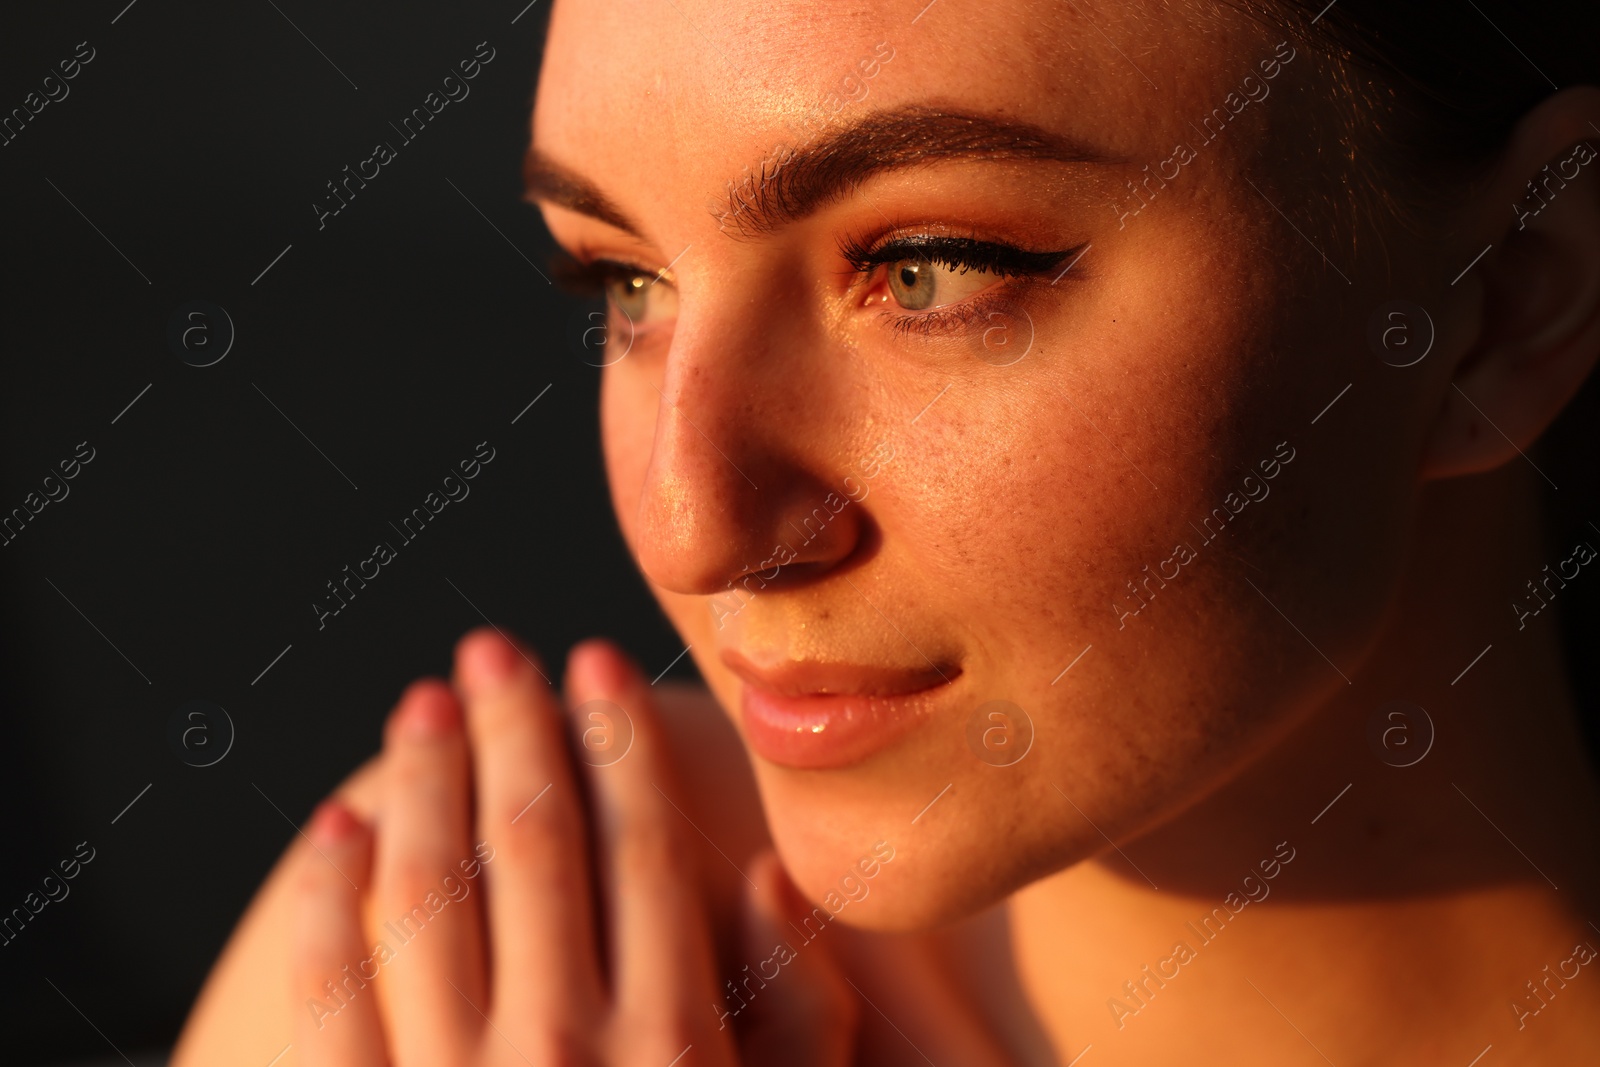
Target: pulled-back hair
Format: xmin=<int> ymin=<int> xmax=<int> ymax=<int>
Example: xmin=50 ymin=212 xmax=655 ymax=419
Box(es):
xmin=1254 ymin=0 xmax=1600 ymax=755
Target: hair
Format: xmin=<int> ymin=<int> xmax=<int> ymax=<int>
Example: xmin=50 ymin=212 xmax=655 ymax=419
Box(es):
xmin=1247 ymin=1 xmax=1597 ymax=164
xmin=1245 ymin=0 xmax=1600 ymax=757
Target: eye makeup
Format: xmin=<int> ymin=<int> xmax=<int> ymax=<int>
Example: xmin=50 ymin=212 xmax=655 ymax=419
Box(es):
xmin=839 ymin=232 xmax=1086 ymax=337
xmin=838 ymin=233 xmax=1077 ymax=280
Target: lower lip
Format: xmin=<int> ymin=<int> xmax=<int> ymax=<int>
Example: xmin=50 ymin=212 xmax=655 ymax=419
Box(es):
xmin=739 ymin=678 xmax=958 ymax=769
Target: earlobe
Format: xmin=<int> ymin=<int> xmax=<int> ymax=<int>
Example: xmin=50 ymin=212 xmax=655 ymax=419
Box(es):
xmin=1420 ymin=88 xmax=1600 ymax=482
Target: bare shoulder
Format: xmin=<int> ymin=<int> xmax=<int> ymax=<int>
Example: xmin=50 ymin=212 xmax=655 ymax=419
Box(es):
xmin=169 ymin=754 xmax=385 ymax=1066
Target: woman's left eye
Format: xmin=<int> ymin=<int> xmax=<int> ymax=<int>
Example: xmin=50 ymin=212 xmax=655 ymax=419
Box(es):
xmin=881 ymin=257 xmax=1002 ymax=311
xmin=845 ymin=235 xmax=1079 ymax=320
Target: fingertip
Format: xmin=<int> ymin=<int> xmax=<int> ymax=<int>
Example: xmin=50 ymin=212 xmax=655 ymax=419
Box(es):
xmin=455 ymin=627 xmax=542 ymax=694
xmin=564 ymin=637 xmax=640 ymax=701
xmin=306 ymin=797 xmax=366 ymax=848
xmin=387 ymin=677 xmax=461 ymax=740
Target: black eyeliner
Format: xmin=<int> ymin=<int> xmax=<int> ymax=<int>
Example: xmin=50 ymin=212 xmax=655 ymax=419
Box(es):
xmin=840 ymin=234 xmax=1079 ymax=278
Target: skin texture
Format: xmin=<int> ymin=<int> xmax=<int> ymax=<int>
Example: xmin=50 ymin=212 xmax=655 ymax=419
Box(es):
xmin=171 ymin=0 xmax=1600 ymax=1064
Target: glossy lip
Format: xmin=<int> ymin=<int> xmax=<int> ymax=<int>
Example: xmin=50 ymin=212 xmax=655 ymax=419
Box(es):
xmin=722 ymin=649 xmax=962 ymax=769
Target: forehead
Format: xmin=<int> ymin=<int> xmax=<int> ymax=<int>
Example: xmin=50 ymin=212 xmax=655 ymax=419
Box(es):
xmin=533 ymin=0 xmax=1277 ymax=237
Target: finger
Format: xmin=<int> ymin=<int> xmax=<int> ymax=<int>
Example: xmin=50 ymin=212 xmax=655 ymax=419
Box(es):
xmin=564 ymin=639 xmax=725 ymax=1044
xmin=293 ymin=799 xmax=387 ymax=1067
xmin=372 ymin=679 xmax=485 ymax=1063
xmin=453 ymin=628 xmax=605 ymax=1026
xmin=734 ymin=850 xmax=858 ymax=1067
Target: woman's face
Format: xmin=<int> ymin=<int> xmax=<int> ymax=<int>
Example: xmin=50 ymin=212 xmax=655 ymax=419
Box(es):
xmin=532 ymin=0 xmax=1452 ymax=927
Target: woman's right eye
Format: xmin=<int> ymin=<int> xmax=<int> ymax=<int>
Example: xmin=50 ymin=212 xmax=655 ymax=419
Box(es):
xmin=553 ymin=254 xmax=679 ymax=327
xmin=603 ymin=267 xmax=669 ymax=323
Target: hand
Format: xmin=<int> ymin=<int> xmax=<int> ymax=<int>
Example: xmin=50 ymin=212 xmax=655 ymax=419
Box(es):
xmin=288 ymin=629 xmax=859 ymax=1066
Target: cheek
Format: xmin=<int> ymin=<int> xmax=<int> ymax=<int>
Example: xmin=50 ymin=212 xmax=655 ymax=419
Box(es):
xmin=822 ymin=223 xmax=1407 ymax=911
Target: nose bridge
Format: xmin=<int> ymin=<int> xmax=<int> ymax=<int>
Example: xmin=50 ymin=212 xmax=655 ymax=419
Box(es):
xmin=631 ymin=299 xmax=858 ymax=596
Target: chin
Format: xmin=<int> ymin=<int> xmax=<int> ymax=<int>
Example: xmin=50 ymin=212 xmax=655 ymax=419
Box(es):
xmin=757 ymin=763 xmax=1095 ymax=933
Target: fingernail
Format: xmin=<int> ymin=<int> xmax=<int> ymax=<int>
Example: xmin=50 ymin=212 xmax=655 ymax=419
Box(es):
xmin=307 ymin=799 xmax=360 ymax=846
xmin=396 ymin=686 xmax=460 ymax=739
xmin=576 ymin=639 xmax=636 ymax=695
xmin=460 ymin=630 xmax=524 ymax=691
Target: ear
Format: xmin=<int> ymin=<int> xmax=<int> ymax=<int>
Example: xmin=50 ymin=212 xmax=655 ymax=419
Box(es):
xmin=1420 ymin=86 xmax=1600 ymax=482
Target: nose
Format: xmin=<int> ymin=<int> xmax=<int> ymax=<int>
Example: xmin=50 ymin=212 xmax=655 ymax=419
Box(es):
xmin=629 ymin=310 xmax=863 ymax=598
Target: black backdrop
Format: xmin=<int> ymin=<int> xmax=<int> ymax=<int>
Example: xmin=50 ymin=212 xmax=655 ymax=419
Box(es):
xmin=0 ymin=3 xmax=691 ymax=1061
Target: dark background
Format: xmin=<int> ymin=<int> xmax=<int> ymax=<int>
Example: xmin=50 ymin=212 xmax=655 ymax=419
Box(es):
xmin=0 ymin=2 xmax=692 ymax=1062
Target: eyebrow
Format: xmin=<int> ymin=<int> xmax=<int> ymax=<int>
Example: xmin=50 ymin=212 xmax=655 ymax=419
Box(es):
xmin=522 ymin=152 xmax=643 ymax=235
xmin=523 ymin=105 xmax=1114 ymax=239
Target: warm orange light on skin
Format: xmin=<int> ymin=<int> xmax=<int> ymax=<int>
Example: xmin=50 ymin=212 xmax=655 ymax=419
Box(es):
xmin=531 ymin=0 xmax=1600 ymax=1061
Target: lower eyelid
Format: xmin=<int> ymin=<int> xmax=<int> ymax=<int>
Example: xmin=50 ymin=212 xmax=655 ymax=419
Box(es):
xmin=882 ymin=294 xmax=1003 ymax=336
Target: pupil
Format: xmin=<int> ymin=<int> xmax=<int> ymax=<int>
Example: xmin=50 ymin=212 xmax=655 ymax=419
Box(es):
xmin=899 ymin=265 xmax=921 ymax=288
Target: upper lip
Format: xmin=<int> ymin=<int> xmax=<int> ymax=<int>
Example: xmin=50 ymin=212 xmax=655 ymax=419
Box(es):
xmin=720 ymin=648 xmax=959 ymax=698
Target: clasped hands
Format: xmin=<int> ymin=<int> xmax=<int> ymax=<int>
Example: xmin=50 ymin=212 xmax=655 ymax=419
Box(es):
xmin=290 ymin=629 xmax=858 ymax=1067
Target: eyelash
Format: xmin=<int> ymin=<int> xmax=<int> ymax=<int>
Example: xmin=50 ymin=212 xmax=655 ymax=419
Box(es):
xmin=550 ymin=252 xmax=659 ymax=298
xmin=839 ymin=233 xmax=1080 ymax=337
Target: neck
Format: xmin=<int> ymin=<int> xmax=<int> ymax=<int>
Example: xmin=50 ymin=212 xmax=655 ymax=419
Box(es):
xmin=1009 ymin=461 xmax=1600 ymax=1065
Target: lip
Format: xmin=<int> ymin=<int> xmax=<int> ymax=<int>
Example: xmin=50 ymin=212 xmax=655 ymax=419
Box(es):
xmin=722 ymin=649 xmax=961 ymax=769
